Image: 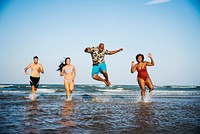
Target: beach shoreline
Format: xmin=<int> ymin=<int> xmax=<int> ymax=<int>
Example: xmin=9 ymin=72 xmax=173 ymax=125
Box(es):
xmin=0 ymin=84 xmax=200 ymax=133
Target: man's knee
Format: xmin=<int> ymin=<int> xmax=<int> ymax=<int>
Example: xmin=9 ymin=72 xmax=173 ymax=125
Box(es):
xmin=92 ymin=74 xmax=97 ymax=79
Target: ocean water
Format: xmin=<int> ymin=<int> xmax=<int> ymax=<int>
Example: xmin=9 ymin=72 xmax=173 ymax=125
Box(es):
xmin=0 ymin=84 xmax=199 ymax=133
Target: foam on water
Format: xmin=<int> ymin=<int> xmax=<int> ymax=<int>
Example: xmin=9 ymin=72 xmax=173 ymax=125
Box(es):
xmin=37 ymin=88 xmax=56 ymax=93
xmin=29 ymin=93 xmax=37 ymax=101
xmin=153 ymin=90 xmax=200 ymax=96
xmin=171 ymin=85 xmax=197 ymax=89
xmin=0 ymin=85 xmax=14 ymax=88
xmin=2 ymin=90 xmax=27 ymax=93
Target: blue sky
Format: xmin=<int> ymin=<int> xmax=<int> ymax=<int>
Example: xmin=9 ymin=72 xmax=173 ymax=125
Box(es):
xmin=0 ymin=0 xmax=200 ymax=85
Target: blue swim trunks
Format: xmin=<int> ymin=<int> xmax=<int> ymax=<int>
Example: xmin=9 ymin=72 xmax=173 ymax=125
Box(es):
xmin=91 ymin=62 xmax=107 ymax=77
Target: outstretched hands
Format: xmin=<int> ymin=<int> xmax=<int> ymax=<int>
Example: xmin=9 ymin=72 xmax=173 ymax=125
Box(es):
xmin=119 ymin=48 xmax=123 ymax=52
xmin=148 ymin=53 xmax=153 ymax=59
xmin=131 ymin=61 xmax=135 ymax=66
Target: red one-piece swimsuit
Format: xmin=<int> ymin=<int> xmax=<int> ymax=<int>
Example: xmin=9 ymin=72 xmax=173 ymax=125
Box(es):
xmin=137 ymin=66 xmax=149 ymax=81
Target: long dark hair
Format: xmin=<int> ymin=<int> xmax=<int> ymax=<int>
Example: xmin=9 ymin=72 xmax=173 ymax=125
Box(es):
xmin=57 ymin=57 xmax=71 ymax=72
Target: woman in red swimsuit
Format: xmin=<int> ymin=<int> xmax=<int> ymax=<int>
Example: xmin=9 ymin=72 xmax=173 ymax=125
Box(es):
xmin=131 ymin=53 xmax=155 ymax=101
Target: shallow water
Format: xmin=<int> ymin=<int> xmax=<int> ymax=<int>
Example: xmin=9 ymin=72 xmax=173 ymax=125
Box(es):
xmin=0 ymin=84 xmax=200 ymax=133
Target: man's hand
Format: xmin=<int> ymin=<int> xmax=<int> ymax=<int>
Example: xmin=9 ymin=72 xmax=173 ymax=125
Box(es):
xmin=119 ymin=48 xmax=123 ymax=52
xmin=84 ymin=47 xmax=91 ymax=53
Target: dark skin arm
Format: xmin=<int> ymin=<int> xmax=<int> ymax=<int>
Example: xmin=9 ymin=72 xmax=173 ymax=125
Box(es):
xmin=108 ymin=48 xmax=123 ymax=55
xmin=131 ymin=61 xmax=137 ymax=73
xmin=84 ymin=47 xmax=92 ymax=53
xmin=146 ymin=53 xmax=155 ymax=66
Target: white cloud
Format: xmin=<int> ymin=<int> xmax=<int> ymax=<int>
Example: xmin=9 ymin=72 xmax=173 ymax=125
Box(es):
xmin=145 ymin=0 xmax=171 ymax=5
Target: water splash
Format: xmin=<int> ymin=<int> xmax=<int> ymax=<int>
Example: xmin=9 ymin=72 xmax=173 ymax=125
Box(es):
xmin=29 ymin=93 xmax=37 ymax=101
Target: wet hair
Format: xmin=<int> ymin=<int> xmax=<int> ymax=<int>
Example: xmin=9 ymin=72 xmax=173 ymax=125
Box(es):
xmin=136 ymin=54 xmax=144 ymax=62
xmin=33 ymin=56 xmax=38 ymax=60
xmin=57 ymin=57 xmax=71 ymax=72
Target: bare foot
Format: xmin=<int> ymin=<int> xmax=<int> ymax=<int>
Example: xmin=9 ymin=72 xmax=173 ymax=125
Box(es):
xmin=149 ymin=89 xmax=153 ymax=93
xmin=70 ymin=89 xmax=74 ymax=94
xmin=66 ymin=98 xmax=72 ymax=101
xmin=141 ymin=97 xmax=144 ymax=102
xmin=105 ymin=80 xmax=111 ymax=86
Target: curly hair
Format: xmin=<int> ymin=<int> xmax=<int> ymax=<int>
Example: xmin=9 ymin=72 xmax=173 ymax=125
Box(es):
xmin=136 ymin=54 xmax=144 ymax=63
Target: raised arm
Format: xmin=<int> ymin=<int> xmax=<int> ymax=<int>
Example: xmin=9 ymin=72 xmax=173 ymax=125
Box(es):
xmin=24 ymin=64 xmax=32 ymax=75
xmin=131 ymin=61 xmax=137 ymax=74
xmin=84 ymin=47 xmax=92 ymax=53
xmin=108 ymin=48 xmax=123 ymax=55
xmin=146 ymin=53 xmax=155 ymax=66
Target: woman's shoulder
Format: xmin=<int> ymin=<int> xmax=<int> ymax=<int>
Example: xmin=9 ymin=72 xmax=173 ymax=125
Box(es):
xmin=71 ymin=65 xmax=75 ymax=68
xmin=62 ymin=65 xmax=67 ymax=69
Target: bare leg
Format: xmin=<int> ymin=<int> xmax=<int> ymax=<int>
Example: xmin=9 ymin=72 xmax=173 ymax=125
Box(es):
xmin=145 ymin=77 xmax=154 ymax=93
xmin=31 ymin=86 xmax=36 ymax=94
xmin=70 ymin=81 xmax=74 ymax=93
xmin=138 ymin=78 xmax=146 ymax=101
xmin=64 ymin=82 xmax=71 ymax=101
xmin=102 ymin=71 xmax=111 ymax=86
xmin=31 ymin=86 xmax=37 ymax=100
xmin=93 ymin=74 xmax=111 ymax=86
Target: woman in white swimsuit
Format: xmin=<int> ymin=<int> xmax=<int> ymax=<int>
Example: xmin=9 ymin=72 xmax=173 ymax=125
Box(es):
xmin=58 ymin=57 xmax=76 ymax=101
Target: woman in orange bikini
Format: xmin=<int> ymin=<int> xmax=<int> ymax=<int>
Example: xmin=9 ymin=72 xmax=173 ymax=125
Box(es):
xmin=131 ymin=53 xmax=155 ymax=101
xmin=57 ymin=57 xmax=76 ymax=101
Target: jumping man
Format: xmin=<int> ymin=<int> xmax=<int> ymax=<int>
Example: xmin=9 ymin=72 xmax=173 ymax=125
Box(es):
xmin=84 ymin=43 xmax=123 ymax=86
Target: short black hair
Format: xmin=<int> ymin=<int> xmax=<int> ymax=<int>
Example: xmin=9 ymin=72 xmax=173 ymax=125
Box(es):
xmin=99 ymin=43 xmax=104 ymax=47
xmin=136 ymin=54 xmax=144 ymax=62
xmin=33 ymin=56 xmax=38 ymax=59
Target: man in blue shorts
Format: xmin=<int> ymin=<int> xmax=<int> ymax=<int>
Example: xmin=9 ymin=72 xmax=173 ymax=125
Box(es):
xmin=84 ymin=43 xmax=123 ymax=86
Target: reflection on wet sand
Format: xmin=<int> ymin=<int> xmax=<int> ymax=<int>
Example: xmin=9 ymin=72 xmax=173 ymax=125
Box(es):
xmin=22 ymin=101 xmax=40 ymax=134
xmin=134 ymin=102 xmax=156 ymax=133
xmin=58 ymin=101 xmax=76 ymax=127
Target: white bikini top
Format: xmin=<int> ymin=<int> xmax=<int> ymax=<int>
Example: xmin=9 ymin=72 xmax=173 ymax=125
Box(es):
xmin=65 ymin=68 xmax=72 ymax=73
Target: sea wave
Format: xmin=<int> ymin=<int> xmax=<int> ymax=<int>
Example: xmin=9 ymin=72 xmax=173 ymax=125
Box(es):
xmin=153 ymin=90 xmax=200 ymax=96
xmin=159 ymin=85 xmax=198 ymax=89
xmin=2 ymin=90 xmax=27 ymax=93
xmin=171 ymin=85 xmax=197 ymax=89
xmin=0 ymin=85 xmax=14 ymax=88
xmin=37 ymin=88 xmax=56 ymax=93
